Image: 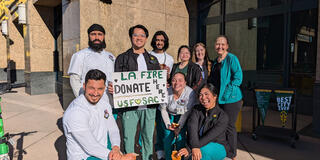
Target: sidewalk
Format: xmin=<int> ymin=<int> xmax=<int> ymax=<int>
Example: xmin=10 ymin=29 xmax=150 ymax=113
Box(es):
xmin=0 ymin=87 xmax=319 ymax=160
xmin=236 ymin=106 xmax=320 ymax=159
xmin=1 ymin=87 xmax=65 ymax=160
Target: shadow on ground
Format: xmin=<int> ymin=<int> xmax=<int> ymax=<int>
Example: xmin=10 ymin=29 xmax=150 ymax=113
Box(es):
xmin=237 ymin=132 xmax=320 ymax=160
xmin=55 ymin=117 xmax=67 ymax=160
xmin=8 ymin=131 xmax=38 ymax=160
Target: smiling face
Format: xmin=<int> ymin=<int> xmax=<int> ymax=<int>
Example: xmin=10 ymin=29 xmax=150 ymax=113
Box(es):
xmin=199 ymin=87 xmax=217 ymax=110
xmin=131 ymin=28 xmax=147 ymax=49
xmin=155 ymin=35 xmax=165 ymax=51
xmin=215 ymin=36 xmax=229 ymax=56
xmin=179 ymin=47 xmax=191 ymax=62
xmin=195 ymin=45 xmax=206 ymax=61
xmin=83 ymin=79 xmax=106 ymax=105
xmin=171 ymin=73 xmax=186 ymax=93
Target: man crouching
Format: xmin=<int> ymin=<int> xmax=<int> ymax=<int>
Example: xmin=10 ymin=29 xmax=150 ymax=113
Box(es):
xmin=63 ymin=69 xmax=137 ymax=160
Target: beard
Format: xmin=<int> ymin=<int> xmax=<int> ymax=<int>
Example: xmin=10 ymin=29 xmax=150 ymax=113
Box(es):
xmin=156 ymin=44 xmax=164 ymax=51
xmin=89 ymin=39 xmax=106 ymax=52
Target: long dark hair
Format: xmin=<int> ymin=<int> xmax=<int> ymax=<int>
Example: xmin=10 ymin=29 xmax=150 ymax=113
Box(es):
xmin=151 ymin=31 xmax=169 ymax=51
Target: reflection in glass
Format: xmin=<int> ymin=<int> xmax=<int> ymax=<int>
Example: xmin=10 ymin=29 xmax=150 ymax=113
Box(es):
xmin=206 ymin=24 xmax=220 ymax=60
xmin=226 ymin=19 xmax=257 ymax=71
xmin=257 ymin=14 xmax=284 ymax=71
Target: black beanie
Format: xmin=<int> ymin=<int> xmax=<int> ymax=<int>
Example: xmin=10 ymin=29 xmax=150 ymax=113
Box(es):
xmin=87 ymin=24 xmax=105 ymax=34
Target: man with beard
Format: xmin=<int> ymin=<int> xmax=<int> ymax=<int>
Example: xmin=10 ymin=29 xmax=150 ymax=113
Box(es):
xmin=68 ymin=24 xmax=115 ymax=98
xmin=63 ymin=69 xmax=137 ymax=160
xmin=149 ymin=31 xmax=174 ymax=160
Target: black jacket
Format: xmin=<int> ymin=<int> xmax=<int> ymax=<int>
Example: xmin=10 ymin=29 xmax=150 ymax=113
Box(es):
xmin=199 ymin=60 xmax=213 ymax=84
xmin=114 ymin=48 xmax=160 ymax=110
xmin=187 ymin=104 xmax=229 ymax=150
xmin=170 ymin=62 xmax=203 ymax=93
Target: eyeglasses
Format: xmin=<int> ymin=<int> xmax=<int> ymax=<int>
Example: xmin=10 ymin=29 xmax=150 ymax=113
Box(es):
xmin=132 ymin=33 xmax=146 ymax=38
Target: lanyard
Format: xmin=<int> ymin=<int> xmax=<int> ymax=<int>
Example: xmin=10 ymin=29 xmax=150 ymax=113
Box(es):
xmin=162 ymin=52 xmax=167 ymax=65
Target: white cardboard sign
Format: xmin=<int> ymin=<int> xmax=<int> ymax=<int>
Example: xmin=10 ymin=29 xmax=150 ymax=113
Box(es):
xmin=112 ymin=70 xmax=167 ymax=108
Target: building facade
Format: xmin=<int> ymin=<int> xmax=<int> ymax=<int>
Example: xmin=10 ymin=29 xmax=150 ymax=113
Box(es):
xmin=1 ymin=0 xmax=319 ymax=133
xmin=195 ymin=0 xmax=320 ymax=133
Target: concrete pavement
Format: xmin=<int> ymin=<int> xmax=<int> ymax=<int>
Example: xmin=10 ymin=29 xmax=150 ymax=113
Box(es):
xmin=1 ymin=87 xmax=65 ymax=160
xmin=0 ymin=87 xmax=320 ymax=160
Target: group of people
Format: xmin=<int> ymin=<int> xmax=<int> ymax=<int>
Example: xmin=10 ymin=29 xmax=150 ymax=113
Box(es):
xmin=62 ymin=23 xmax=243 ymax=160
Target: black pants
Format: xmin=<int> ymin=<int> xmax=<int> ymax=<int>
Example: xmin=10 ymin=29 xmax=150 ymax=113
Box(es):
xmin=220 ymin=100 xmax=242 ymax=158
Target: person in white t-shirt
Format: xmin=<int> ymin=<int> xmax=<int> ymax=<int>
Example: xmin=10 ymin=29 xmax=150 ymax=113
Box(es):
xmin=68 ymin=24 xmax=115 ymax=98
xmin=149 ymin=30 xmax=174 ymax=160
xmin=149 ymin=31 xmax=174 ymax=76
xmin=63 ymin=69 xmax=137 ymax=160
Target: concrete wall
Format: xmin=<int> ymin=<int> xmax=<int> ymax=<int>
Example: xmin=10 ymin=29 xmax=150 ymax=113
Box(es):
xmin=28 ymin=3 xmax=55 ymax=72
xmin=23 ymin=0 xmax=58 ymax=95
xmin=72 ymin=0 xmax=188 ymax=67
xmin=0 ymin=16 xmax=24 ymax=82
xmin=9 ymin=20 xmax=25 ymax=70
xmin=0 ymin=19 xmax=25 ymax=70
xmin=0 ymin=30 xmax=6 ymax=69
xmin=61 ymin=0 xmax=189 ymax=108
xmin=62 ymin=0 xmax=80 ymax=76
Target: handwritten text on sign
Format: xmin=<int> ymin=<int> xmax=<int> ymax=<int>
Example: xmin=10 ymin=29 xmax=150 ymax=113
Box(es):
xmin=112 ymin=70 xmax=167 ymax=108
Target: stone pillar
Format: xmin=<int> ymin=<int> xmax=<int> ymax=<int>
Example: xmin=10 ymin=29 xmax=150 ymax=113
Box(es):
xmin=312 ymin=0 xmax=320 ymax=134
xmin=185 ymin=0 xmax=198 ymax=47
xmin=61 ymin=0 xmax=80 ymax=109
xmin=24 ymin=0 xmax=56 ymax=95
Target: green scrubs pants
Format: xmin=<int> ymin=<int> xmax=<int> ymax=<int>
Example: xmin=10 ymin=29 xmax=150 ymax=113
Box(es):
xmin=200 ymin=142 xmax=226 ymax=160
xmin=86 ymin=157 xmax=101 ymax=160
xmin=161 ymin=114 xmax=186 ymax=160
xmin=155 ymin=108 xmax=164 ymax=154
xmin=122 ymin=108 xmax=156 ymax=160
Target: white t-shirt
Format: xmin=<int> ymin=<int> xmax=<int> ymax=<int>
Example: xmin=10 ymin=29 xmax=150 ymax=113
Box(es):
xmin=137 ymin=53 xmax=148 ymax=72
xmin=63 ymin=94 xmax=120 ymax=160
xmin=137 ymin=53 xmax=148 ymax=110
xmin=68 ymin=48 xmax=115 ymax=85
xmin=160 ymin=86 xmax=196 ymax=129
xmin=149 ymin=51 xmax=174 ymax=72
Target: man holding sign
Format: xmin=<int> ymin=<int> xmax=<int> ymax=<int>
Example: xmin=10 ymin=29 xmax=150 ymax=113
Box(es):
xmin=113 ymin=24 xmax=160 ymax=160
